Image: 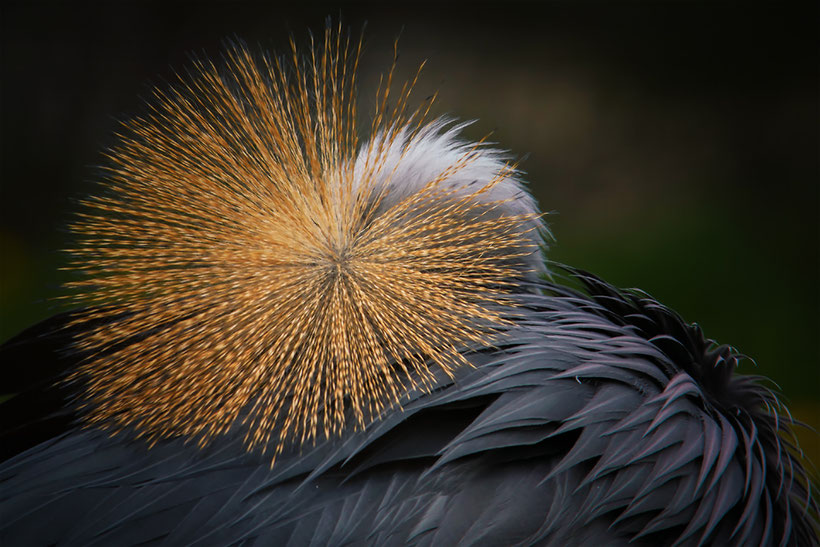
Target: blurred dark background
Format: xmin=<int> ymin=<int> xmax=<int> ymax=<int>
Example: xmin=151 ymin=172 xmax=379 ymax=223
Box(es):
xmin=1 ymin=2 xmax=818 ymax=462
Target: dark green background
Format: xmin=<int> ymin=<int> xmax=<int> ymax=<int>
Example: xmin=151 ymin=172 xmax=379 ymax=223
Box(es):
xmin=1 ymin=2 xmax=817 ymax=463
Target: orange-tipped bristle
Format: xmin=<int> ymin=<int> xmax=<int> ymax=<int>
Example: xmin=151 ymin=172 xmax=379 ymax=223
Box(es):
xmin=65 ymin=26 xmax=541 ymax=461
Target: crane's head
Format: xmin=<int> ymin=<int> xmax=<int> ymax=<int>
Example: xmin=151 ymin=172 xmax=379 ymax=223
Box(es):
xmin=66 ymin=27 xmax=546 ymax=459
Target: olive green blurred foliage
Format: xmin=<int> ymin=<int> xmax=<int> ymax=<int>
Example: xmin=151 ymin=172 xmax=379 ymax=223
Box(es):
xmin=1 ymin=2 xmax=817 ymax=466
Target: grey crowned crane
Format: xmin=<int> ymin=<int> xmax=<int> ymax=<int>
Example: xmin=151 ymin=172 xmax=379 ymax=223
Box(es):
xmin=1 ymin=28 xmax=817 ymax=546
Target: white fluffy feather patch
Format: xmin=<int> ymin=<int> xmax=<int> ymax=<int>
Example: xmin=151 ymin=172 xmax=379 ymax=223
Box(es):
xmin=354 ymin=119 xmax=548 ymax=279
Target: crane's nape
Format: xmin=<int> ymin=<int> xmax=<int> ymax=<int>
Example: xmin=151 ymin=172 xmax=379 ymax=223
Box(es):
xmin=0 ymin=26 xmax=817 ymax=546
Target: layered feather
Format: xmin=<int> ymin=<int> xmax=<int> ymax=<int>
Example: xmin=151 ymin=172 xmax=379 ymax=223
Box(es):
xmin=1 ymin=269 xmax=816 ymax=545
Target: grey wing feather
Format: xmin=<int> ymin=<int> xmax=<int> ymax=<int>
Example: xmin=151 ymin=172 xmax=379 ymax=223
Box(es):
xmin=1 ymin=267 xmax=817 ymax=546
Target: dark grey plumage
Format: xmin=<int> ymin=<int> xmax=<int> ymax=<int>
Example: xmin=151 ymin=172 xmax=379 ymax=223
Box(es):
xmin=1 ymin=268 xmax=816 ymax=546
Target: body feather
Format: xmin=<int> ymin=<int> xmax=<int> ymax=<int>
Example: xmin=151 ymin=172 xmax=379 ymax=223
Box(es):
xmin=1 ymin=270 xmax=817 ymax=545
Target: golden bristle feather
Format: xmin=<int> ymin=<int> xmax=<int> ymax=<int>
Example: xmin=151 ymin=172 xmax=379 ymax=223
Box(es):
xmin=64 ymin=26 xmax=544 ymax=459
